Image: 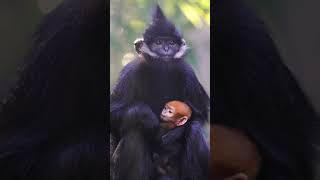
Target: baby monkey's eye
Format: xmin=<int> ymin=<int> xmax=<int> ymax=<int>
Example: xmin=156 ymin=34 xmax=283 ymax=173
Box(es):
xmin=169 ymin=40 xmax=175 ymax=45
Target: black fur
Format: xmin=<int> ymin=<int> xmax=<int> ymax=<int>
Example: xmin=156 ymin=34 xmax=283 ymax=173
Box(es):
xmin=110 ymin=60 xmax=210 ymax=180
xmin=152 ymin=126 xmax=186 ymax=180
xmin=213 ymin=0 xmax=319 ymax=179
xmin=0 ymin=0 xmax=107 ymax=179
xmin=143 ymin=5 xmax=183 ymax=45
xmin=110 ymin=6 xmax=210 ymax=180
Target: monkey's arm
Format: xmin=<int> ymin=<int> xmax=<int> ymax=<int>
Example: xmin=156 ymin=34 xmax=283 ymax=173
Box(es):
xmin=110 ymin=61 xmax=159 ymax=138
xmin=181 ymin=63 xmax=210 ymax=122
xmin=181 ymin=120 xmax=210 ymax=180
xmin=166 ymin=64 xmax=210 ymax=180
xmin=111 ymin=131 xmax=155 ymax=180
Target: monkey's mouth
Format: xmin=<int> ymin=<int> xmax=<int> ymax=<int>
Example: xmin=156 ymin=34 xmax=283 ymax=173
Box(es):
xmin=160 ymin=115 xmax=169 ymax=121
xmin=162 ymin=55 xmax=172 ymax=57
xmin=161 ymin=56 xmax=174 ymax=61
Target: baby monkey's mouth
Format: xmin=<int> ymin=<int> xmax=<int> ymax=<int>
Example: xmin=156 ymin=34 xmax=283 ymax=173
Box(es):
xmin=160 ymin=115 xmax=169 ymax=122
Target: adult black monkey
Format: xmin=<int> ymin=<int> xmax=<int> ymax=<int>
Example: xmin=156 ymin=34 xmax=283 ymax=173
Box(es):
xmin=0 ymin=0 xmax=107 ymax=179
xmin=213 ymin=0 xmax=319 ymax=179
xmin=110 ymin=5 xmax=210 ymax=180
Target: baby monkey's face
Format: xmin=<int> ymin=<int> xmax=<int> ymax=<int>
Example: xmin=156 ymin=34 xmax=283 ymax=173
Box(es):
xmin=160 ymin=105 xmax=176 ymax=122
xmin=160 ymin=101 xmax=191 ymax=129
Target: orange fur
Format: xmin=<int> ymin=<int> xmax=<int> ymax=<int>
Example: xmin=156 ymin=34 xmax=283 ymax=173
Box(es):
xmin=166 ymin=100 xmax=192 ymax=119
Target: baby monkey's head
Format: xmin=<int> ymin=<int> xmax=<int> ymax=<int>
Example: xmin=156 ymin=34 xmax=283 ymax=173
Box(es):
xmin=160 ymin=100 xmax=192 ymax=129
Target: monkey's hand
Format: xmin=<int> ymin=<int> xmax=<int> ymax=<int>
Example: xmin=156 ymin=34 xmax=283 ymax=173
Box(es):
xmin=160 ymin=126 xmax=185 ymax=146
xmin=120 ymin=102 xmax=160 ymax=138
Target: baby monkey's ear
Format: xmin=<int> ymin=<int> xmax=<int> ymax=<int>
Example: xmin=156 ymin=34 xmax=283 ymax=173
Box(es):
xmin=224 ymin=173 xmax=248 ymax=180
xmin=134 ymin=38 xmax=144 ymax=54
xmin=176 ymin=116 xmax=189 ymax=126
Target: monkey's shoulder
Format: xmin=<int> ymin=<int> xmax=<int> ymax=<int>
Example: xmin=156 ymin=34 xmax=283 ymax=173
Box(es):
xmin=118 ymin=58 xmax=141 ymax=77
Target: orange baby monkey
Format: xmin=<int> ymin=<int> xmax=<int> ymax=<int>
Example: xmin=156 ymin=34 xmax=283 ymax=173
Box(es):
xmin=153 ymin=100 xmax=192 ymax=180
xmin=160 ymin=100 xmax=192 ymax=130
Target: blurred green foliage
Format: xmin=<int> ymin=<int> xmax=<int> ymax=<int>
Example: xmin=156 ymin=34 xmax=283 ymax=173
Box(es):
xmin=110 ymin=0 xmax=210 ymax=86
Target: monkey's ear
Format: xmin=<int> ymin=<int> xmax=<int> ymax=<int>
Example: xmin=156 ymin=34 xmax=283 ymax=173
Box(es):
xmin=224 ymin=173 xmax=248 ymax=180
xmin=134 ymin=38 xmax=144 ymax=54
xmin=176 ymin=116 xmax=189 ymax=126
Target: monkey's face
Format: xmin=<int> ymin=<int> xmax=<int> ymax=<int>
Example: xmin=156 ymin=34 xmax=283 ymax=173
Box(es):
xmin=149 ymin=37 xmax=180 ymax=58
xmin=134 ymin=38 xmax=189 ymax=61
xmin=136 ymin=5 xmax=189 ymax=61
xmin=160 ymin=105 xmax=176 ymax=122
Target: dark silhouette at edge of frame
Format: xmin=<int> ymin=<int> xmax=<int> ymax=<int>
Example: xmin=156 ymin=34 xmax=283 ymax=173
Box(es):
xmin=213 ymin=0 xmax=320 ymax=179
xmin=0 ymin=0 xmax=107 ymax=179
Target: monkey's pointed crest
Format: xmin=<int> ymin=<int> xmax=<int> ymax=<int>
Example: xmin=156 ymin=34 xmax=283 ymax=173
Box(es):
xmin=152 ymin=4 xmax=166 ymax=23
xmin=143 ymin=4 xmax=183 ymax=44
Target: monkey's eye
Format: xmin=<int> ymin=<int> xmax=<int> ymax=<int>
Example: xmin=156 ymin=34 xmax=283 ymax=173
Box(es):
xmin=169 ymin=40 xmax=175 ymax=45
xmin=168 ymin=110 xmax=172 ymax=113
xmin=156 ymin=40 xmax=161 ymax=45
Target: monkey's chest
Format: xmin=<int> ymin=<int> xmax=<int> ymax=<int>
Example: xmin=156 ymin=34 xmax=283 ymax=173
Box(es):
xmin=139 ymin=71 xmax=186 ymax=113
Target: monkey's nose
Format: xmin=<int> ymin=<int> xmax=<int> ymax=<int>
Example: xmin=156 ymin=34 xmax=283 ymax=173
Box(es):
xmin=163 ymin=46 xmax=169 ymax=52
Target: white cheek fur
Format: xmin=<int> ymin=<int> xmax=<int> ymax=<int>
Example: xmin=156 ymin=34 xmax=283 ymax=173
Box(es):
xmin=174 ymin=39 xmax=189 ymax=59
xmin=140 ymin=43 xmax=159 ymax=58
